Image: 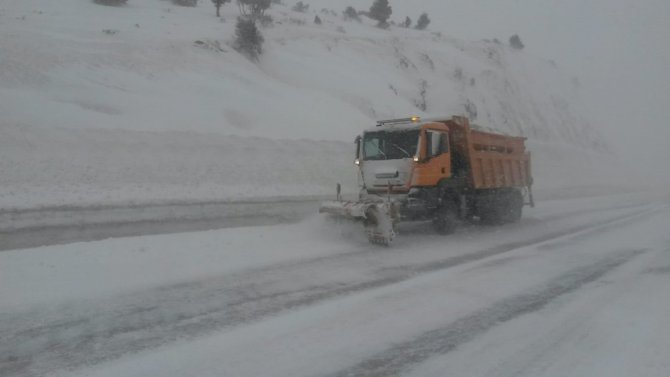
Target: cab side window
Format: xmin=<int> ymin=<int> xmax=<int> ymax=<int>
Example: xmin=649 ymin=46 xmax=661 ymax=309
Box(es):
xmin=426 ymin=131 xmax=449 ymax=157
xmin=439 ymin=132 xmax=449 ymax=154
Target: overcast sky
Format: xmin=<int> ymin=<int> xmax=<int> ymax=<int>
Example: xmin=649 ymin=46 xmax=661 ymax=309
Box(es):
xmin=312 ymin=0 xmax=670 ymax=181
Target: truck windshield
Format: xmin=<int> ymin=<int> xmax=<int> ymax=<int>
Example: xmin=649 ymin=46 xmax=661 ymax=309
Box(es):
xmin=363 ymin=130 xmax=420 ymax=160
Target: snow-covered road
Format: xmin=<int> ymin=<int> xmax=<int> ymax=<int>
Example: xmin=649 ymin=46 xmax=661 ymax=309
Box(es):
xmin=1 ymin=194 xmax=669 ymax=377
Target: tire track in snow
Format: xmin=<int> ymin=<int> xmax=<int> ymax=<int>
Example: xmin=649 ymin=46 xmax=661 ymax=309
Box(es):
xmin=328 ymin=248 xmax=647 ymax=377
xmin=0 ymin=207 xmax=656 ymax=377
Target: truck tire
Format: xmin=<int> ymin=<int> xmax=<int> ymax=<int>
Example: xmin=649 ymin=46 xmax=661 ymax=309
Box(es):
xmin=479 ymin=208 xmax=501 ymax=225
xmin=478 ymin=192 xmax=505 ymax=225
xmin=433 ymin=201 xmax=458 ymax=235
xmin=478 ymin=197 xmax=496 ymax=224
xmin=480 ymin=189 xmax=522 ymax=224
xmin=503 ymin=190 xmax=523 ymax=223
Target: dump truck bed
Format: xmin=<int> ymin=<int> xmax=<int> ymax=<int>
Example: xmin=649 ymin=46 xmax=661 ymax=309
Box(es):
xmin=466 ymin=128 xmax=531 ymax=190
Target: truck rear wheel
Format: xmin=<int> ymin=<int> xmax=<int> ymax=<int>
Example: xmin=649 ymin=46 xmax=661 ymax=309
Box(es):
xmin=478 ymin=189 xmax=522 ymax=224
xmin=479 ymin=207 xmax=502 ymax=225
xmin=502 ymin=190 xmax=523 ymax=223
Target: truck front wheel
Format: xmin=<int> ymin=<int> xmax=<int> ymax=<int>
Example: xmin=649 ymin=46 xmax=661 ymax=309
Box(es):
xmin=433 ymin=202 xmax=458 ymax=235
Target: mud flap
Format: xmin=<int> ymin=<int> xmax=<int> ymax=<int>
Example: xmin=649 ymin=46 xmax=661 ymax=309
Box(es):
xmin=527 ymin=184 xmax=535 ymax=208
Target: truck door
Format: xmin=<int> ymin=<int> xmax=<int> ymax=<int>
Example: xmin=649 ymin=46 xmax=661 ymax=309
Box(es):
xmin=413 ymin=130 xmax=451 ymax=187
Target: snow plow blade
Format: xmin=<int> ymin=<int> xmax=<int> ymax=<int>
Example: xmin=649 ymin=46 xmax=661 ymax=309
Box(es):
xmin=319 ymin=200 xmax=397 ymax=246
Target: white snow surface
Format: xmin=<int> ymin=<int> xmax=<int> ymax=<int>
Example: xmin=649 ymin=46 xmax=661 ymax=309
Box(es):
xmin=0 ymin=0 xmax=636 ymax=210
xmin=0 ymin=192 xmax=654 ymax=311
xmin=2 ymin=194 xmax=669 ymax=377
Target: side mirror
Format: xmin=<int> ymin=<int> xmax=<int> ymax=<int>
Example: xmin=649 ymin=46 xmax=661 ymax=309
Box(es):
xmin=354 ymin=135 xmax=361 ymax=163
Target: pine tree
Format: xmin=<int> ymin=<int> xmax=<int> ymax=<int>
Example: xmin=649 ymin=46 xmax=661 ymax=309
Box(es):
xmin=291 ymin=1 xmax=309 ymax=12
xmin=343 ymin=6 xmax=359 ymax=21
xmin=314 ymin=15 xmax=322 ymax=24
xmin=212 ymin=0 xmax=231 ymax=17
xmin=173 ymin=0 xmax=198 ymax=6
xmin=403 ymin=16 xmax=411 ymax=28
xmin=238 ymin=0 xmax=271 ymax=19
xmin=509 ymin=34 xmax=525 ymax=50
xmin=234 ymin=17 xmax=264 ymax=61
xmin=93 ymin=0 xmax=128 ymax=6
xmin=415 ymin=12 xmax=430 ymax=30
xmin=369 ymin=0 xmax=392 ymax=27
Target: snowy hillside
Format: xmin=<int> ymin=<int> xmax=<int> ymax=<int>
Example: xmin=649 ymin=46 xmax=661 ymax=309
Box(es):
xmin=0 ymin=0 xmax=626 ymax=209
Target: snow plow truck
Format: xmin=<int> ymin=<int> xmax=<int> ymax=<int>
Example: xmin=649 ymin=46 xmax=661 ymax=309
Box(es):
xmin=320 ymin=115 xmax=534 ymax=245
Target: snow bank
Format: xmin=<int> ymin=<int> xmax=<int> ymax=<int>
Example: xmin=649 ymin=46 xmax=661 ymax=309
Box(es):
xmin=0 ymin=124 xmax=354 ymax=209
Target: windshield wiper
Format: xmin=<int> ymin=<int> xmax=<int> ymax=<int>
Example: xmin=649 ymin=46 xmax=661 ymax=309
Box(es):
xmin=390 ymin=143 xmax=411 ymax=158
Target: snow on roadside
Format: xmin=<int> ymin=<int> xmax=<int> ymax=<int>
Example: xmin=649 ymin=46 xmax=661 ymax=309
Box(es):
xmin=0 ymin=124 xmax=355 ymax=209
